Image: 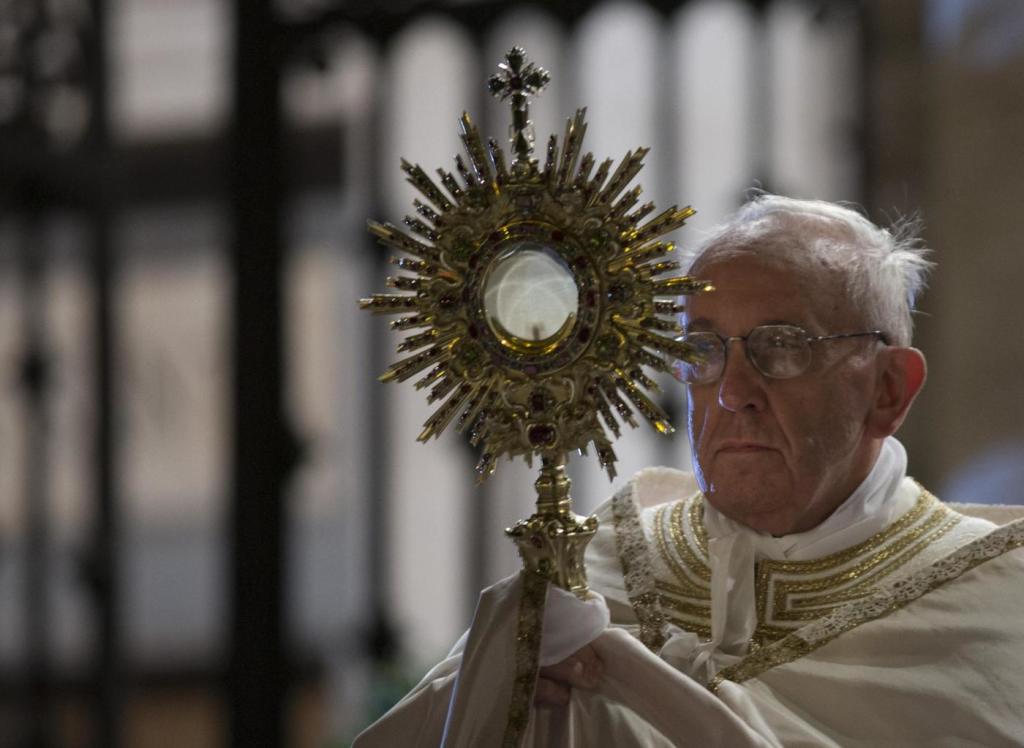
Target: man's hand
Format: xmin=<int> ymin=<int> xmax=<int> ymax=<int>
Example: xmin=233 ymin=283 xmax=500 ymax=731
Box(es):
xmin=534 ymin=644 xmax=604 ymax=706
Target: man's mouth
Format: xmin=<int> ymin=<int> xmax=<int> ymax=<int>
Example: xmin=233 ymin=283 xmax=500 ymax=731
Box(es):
xmin=717 ymin=441 xmax=774 ymax=454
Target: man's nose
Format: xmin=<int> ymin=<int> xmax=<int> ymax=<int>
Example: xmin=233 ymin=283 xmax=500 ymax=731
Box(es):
xmin=717 ymin=340 xmax=767 ymax=412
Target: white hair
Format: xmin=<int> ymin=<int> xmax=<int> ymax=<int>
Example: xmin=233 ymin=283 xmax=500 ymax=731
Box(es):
xmin=686 ymin=194 xmax=933 ymax=346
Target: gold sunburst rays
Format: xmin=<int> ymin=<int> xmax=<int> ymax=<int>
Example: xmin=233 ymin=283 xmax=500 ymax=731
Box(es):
xmin=360 ymin=49 xmax=717 ymax=744
xmin=359 ymin=47 xmax=712 ymax=483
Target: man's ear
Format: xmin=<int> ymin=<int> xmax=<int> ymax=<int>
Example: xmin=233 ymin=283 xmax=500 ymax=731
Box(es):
xmin=867 ymin=347 xmax=927 ymax=438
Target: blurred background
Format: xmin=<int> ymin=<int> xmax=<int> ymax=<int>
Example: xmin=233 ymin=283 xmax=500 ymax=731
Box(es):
xmin=1 ymin=0 xmax=1022 ymax=745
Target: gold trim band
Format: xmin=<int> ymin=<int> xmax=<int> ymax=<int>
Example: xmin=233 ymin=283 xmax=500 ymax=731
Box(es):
xmin=502 ymin=571 xmax=547 ymax=747
xmin=710 ymin=518 xmax=1024 ymax=692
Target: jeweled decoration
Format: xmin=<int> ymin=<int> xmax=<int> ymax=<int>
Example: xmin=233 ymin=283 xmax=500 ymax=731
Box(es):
xmin=360 ymin=46 xmax=712 ymax=747
xmin=361 ymin=46 xmax=710 ymax=486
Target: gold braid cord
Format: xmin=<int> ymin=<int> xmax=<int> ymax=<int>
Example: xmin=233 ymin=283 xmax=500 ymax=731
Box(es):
xmin=503 ymin=571 xmax=548 ymax=748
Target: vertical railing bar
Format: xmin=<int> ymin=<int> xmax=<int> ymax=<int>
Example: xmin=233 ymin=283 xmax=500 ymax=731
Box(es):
xmin=227 ymin=1 xmax=296 ymax=746
xmin=19 ymin=213 xmax=54 ymax=748
xmin=363 ymin=36 xmax=398 ymax=669
xmin=85 ymin=1 xmax=122 ymax=745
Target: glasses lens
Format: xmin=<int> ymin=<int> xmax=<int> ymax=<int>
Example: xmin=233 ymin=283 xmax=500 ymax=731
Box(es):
xmin=747 ymin=325 xmax=811 ymax=378
xmin=673 ymin=332 xmax=724 ymax=384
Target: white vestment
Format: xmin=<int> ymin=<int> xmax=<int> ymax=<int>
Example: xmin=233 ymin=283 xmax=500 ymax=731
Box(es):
xmin=355 ymin=439 xmax=1024 ymax=746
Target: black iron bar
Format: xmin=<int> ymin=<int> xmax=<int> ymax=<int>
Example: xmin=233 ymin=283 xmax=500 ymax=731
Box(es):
xmin=363 ymin=46 xmax=398 ymax=669
xmin=85 ymin=2 xmax=123 ymax=745
xmin=227 ymin=1 xmax=297 ymax=746
xmin=18 ymin=214 xmax=53 ymax=748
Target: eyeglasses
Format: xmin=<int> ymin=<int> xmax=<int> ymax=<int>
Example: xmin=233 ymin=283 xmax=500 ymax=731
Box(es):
xmin=671 ymin=324 xmax=889 ymax=385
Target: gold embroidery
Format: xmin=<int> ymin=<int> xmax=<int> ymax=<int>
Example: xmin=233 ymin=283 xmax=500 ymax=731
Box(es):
xmin=648 ymin=485 xmax=971 ymax=653
xmin=690 ymin=494 xmax=709 ymax=557
xmin=751 ymin=622 xmax=792 ymax=647
xmin=653 ymin=507 xmax=695 ymax=594
xmin=761 ymin=488 xmax=934 ymax=576
xmin=761 ymin=498 xmax=958 ymax=623
xmin=656 ymin=592 xmax=713 ymax=638
xmin=668 ymin=496 xmax=712 ymax=583
xmin=709 ymin=519 xmax=1024 ymax=692
xmin=787 ymin=515 xmax=961 ymax=612
xmin=657 ymin=589 xmax=713 ymax=621
xmin=502 ymin=570 xmax=546 ymax=747
xmin=655 ymin=502 xmax=711 ymax=597
xmin=612 ymin=485 xmax=668 ymax=651
xmin=654 ymin=494 xmax=713 ymax=637
xmin=655 ymin=578 xmax=704 ymax=599
xmin=750 ymin=490 xmax=941 ymax=626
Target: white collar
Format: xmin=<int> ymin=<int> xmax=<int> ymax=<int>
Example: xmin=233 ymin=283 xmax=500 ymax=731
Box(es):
xmin=689 ymin=437 xmax=914 ymax=672
xmin=702 ymin=436 xmax=910 ymax=561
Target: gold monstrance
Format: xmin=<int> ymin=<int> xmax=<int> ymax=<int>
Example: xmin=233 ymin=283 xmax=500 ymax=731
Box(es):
xmin=360 ymin=47 xmax=710 ymax=744
xmin=360 ymin=47 xmax=709 ymax=596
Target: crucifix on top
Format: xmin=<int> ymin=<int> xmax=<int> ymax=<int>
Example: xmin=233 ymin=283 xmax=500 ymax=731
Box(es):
xmin=488 ymin=47 xmax=551 ymax=167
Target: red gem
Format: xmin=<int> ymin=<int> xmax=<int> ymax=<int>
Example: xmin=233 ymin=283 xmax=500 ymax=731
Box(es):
xmin=528 ymin=424 xmax=556 ymax=446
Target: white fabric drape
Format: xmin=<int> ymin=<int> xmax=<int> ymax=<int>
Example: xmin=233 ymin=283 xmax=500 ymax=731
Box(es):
xmin=356 ymin=519 xmax=1024 ymax=747
xmin=355 ymin=436 xmax=1024 ymax=746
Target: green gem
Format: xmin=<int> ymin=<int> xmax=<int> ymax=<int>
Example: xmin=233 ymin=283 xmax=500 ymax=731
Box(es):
xmin=451 ymin=239 xmax=474 ymax=259
xmin=595 ymin=333 xmax=621 ymax=358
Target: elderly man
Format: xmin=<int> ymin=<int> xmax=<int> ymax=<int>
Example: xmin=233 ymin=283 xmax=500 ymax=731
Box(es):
xmin=357 ymin=196 xmax=1024 ymax=747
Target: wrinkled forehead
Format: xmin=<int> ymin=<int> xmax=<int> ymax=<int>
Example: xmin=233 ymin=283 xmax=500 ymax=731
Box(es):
xmin=686 ymin=220 xmax=862 ymax=329
xmin=690 ymin=212 xmax=859 ymax=277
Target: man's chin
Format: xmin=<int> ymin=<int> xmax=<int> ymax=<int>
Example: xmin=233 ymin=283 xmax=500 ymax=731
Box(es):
xmin=703 ymin=478 xmax=794 ymax=529
xmin=705 ymin=449 xmax=784 ymax=483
